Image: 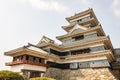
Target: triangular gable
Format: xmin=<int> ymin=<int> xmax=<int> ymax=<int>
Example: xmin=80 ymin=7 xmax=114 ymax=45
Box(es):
xmin=37 ymin=36 xmax=54 ymax=47
xmin=69 ymin=24 xmax=87 ymax=34
xmin=71 ymin=28 xmax=83 ymax=34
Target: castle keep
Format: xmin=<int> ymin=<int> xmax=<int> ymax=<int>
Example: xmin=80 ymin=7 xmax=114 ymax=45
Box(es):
xmin=4 ymin=9 xmax=120 ymax=80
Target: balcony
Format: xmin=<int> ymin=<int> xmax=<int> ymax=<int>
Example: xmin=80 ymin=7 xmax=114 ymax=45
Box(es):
xmin=5 ymin=60 xmax=49 ymax=67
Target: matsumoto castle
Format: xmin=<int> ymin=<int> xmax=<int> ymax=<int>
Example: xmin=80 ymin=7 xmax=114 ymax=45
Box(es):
xmin=4 ymin=9 xmax=120 ymax=80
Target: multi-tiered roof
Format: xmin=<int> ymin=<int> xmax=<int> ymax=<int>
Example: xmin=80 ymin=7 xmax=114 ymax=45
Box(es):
xmin=4 ymin=8 xmax=118 ymax=79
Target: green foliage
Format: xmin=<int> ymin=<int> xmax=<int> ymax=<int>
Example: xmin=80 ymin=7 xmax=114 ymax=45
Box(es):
xmin=29 ymin=77 xmax=55 ymax=80
xmin=0 ymin=70 xmax=24 ymax=80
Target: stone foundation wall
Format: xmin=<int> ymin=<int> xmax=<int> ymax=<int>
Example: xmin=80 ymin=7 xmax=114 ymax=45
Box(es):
xmin=44 ymin=68 xmax=118 ymax=80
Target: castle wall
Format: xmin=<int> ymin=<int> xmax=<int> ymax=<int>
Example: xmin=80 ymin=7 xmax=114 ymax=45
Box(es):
xmin=44 ymin=68 xmax=117 ymax=80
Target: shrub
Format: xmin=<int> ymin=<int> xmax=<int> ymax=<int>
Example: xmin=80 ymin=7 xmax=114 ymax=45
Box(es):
xmin=0 ymin=70 xmax=24 ymax=80
xmin=29 ymin=77 xmax=55 ymax=80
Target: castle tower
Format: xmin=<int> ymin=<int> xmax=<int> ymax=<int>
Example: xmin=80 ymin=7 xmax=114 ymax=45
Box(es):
xmin=5 ymin=9 xmax=118 ymax=80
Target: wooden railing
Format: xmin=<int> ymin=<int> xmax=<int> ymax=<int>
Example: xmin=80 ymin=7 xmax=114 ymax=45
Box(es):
xmin=5 ymin=60 xmax=49 ymax=67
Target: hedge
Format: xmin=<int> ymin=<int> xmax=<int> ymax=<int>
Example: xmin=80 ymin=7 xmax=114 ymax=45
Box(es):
xmin=0 ymin=70 xmax=24 ymax=80
xmin=29 ymin=77 xmax=55 ymax=80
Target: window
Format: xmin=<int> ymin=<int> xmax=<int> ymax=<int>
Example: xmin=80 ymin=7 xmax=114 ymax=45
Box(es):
xmin=29 ymin=56 xmax=33 ymax=61
xmin=79 ymin=62 xmax=90 ymax=68
xmin=71 ymin=48 xmax=91 ymax=55
xmin=39 ymin=58 xmax=41 ymax=63
xmin=72 ymin=35 xmax=84 ymax=41
xmin=26 ymin=55 xmax=29 ymax=60
xmin=76 ymin=16 xmax=91 ymax=23
xmin=35 ymin=58 xmax=39 ymax=62
xmin=70 ymin=16 xmax=91 ymax=24
xmin=70 ymin=62 xmax=78 ymax=69
xmin=41 ymin=59 xmax=45 ymax=63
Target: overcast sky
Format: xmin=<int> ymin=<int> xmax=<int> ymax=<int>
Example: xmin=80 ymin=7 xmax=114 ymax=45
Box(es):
xmin=0 ymin=0 xmax=120 ymax=70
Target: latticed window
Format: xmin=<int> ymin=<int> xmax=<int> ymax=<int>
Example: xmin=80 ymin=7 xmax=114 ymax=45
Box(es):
xmin=71 ymin=48 xmax=91 ymax=55
xmin=35 ymin=58 xmax=39 ymax=62
xmin=70 ymin=62 xmax=78 ymax=69
xmin=72 ymin=35 xmax=84 ymax=41
xmin=29 ymin=56 xmax=33 ymax=61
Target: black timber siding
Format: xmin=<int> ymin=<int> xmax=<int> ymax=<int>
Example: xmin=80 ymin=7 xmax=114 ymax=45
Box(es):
xmin=48 ymin=59 xmax=110 ymax=69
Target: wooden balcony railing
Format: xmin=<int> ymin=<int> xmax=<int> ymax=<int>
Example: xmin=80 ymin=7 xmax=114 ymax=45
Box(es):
xmin=5 ymin=60 xmax=49 ymax=67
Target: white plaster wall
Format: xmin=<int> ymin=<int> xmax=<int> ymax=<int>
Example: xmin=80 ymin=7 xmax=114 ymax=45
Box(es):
xmin=23 ymin=64 xmax=46 ymax=71
xmin=11 ymin=65 xmax=24 ymax=72
xmin=11 ymin=64 xmax=46 ymax=72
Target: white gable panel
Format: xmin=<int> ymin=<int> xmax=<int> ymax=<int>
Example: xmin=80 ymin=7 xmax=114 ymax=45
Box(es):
xmin=69 ymin=24 xmax=87 ymax=34
xmin=28 ymin=46 xmax=48 ymax=54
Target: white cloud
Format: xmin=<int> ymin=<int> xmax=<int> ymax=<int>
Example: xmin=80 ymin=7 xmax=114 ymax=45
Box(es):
xmin=112 ymin=0 xmax=120 ymax=17
xmin=18 ymin=0 xmax=70 ymax=14
xmin=79 ymin=0 xmax=93 ymax=10
xmin=81 ymin=0 xmax=92 ymax=7
xmin=17 ymin=0 xmax=93 ymax=14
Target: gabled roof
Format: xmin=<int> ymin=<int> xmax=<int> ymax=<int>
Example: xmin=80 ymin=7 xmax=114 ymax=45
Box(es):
xmin=4 ymin=43 xmax=49 ymax=57
xmin=37 ymin=36 xmax=55 ymax=47
xmin=69 ymin=24 xmax=86 ymax=34
xmin=62 ymin=23 xmax=75 ymax=32
xmin=66 ymin=8 xmax=98 ymax=22
xmin=36 ymin=36 xmax=63 ymax=51
xmin=57 ymin=25 xmax=105 ymax=41
xmin=38 ymin=36 xmax=54 ymax=44
xmin=63 ymin=18 xmax=98 ymax=33
xmin=62 ymin=8 xmax=99 ymax=33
